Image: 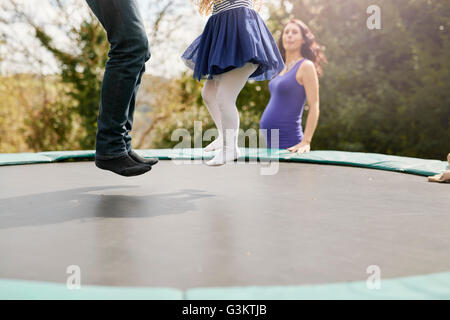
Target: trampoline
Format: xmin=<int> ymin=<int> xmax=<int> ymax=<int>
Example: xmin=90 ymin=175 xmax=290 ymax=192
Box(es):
xmin=0 ymin=149 xmax=449 ymax=300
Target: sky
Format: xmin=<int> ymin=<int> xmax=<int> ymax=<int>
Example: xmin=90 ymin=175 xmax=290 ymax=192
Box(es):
xmin=0 ymin=0 xmax=275 ymax=78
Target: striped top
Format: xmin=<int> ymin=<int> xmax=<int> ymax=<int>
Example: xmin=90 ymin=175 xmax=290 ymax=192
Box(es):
xmin=212 ymin=0 xmax=254 ymax=15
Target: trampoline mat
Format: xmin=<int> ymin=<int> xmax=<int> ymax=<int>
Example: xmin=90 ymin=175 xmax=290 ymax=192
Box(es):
xmin=0 ymin=161 xmax=449 ymax=290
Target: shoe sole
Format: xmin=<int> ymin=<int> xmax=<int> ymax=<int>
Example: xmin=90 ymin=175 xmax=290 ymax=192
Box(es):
xmin=95 ymin=162 xmax=152 ymax=177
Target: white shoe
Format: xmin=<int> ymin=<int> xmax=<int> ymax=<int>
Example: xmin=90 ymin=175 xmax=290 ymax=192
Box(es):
xmin=206 ymin=148 xmax=241 ymax=166
xmin=203 ymin=138 xmax=223 ymax=152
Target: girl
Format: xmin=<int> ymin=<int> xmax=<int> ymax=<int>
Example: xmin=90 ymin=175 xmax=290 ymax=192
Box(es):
xmin=182 ymin=0 xmax=284 ymax=166
xmin=260 ymin=19 xmax=326 ymax=153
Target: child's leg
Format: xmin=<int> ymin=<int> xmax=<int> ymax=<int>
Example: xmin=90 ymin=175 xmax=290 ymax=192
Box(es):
xmin=206 ymin=63 xmax=259 ymax=166
xmin=201 ymin=79 xmax=223 ymax=152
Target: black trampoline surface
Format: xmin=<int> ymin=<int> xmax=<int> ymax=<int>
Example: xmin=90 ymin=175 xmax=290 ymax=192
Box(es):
xmin=0 ymin=161 xmax=449 ymax=290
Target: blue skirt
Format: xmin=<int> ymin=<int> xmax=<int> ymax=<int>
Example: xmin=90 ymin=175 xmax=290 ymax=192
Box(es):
xmin=182 ymin=7 xmax=285 ymax=81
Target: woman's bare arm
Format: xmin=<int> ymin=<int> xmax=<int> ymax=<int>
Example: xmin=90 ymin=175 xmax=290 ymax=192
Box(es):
xmin=287 ymin=60 xmax=320 ymax=153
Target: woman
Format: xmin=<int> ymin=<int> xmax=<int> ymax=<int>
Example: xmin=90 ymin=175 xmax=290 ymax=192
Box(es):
xmin=182 ymin=0 xmax=285 ymax=166
xmin=260 ymin=19 xmax=326 ymax=153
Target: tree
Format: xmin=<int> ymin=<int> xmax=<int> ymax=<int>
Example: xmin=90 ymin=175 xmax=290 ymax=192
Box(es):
xmin=0 ymin=0 xmax=187 ymax=152
xmin=291 ymin=0 xmax=450 ymax=159
xmin=1 ymin=0 xmax=107 ymax=150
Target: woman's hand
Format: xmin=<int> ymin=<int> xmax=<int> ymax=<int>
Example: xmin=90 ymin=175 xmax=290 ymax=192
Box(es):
xmin=287 ymin=140 xmax=311 ymax=154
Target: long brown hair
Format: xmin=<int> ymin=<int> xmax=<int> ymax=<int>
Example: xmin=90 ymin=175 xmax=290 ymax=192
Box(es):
xmin=279 ymin=19 xmax=327 ymax=77
xmin=193 ymin=0 xmax=261 ymax=15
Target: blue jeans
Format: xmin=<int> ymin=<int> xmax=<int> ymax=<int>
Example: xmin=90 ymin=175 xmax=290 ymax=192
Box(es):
xmin=86 ymin=0 xmax=151 ymax=160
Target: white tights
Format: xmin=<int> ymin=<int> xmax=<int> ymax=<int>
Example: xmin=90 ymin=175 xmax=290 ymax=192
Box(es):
xmin=201 ymin=63 xmax=258 ymax=166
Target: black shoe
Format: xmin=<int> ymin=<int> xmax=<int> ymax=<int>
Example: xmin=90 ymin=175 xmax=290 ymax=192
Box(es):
xmin=128 ymin=150 xmax=159 ymax=166
xmin=95 ymin=154 xmax=152 ymax=177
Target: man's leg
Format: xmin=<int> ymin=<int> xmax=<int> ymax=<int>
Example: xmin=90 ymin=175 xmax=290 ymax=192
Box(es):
xmin=86 ymin=0 xmax=153 ymax=176
xmin=124 ymin=64 xmax=145 ymax=154
xmin=124 ymin=63 xmax=158 ymax=165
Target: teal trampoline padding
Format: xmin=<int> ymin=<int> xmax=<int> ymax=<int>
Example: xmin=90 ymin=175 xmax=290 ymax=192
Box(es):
xmin=39 ymin=150 xmax=95 ymax=162
xmin=0 ymin=279 xmax=182 ymax=300
xmin=0 ymin=153 xmax=54 ymax=166
xmin=1 ymin=271 xmax=449 ymax=300
xmin=0 ymin=151 xmax=95 ymax=166
xmin=184 ymin=271 xmax=450 ymax=300
xmin=0 ymin=149 xmax=448 ymax=177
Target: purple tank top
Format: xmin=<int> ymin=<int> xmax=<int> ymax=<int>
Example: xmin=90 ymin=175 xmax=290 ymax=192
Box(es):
xmin=260 ymin=59 xmax=307 ymax=149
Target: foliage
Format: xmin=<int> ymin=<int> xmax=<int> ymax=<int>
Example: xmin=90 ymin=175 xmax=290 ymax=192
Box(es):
xmin=0 ymin=74 xmax=82 ymax=152
xmin=289 ymin=0 xmax=450 ymax=159
xmin=33 ymin=18 xmax=108 ymax=150
xmin=150 ymin=0 xmax=449 ymax=159
xmin=1 ymin=0 xmax=448 ymax=160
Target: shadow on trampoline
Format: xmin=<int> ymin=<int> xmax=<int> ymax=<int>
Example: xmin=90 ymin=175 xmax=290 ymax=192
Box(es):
xmin=0 ymin=186 xmax=215 ymax=230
